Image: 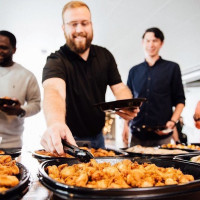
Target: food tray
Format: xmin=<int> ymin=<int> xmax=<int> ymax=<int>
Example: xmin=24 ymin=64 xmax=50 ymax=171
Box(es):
xmin=0 ymin=148 xmax=22 ymax=158
xmin=32 ymin=148 xmax=125 ymax=162
xmin=121 ymin=147 xmax=190 ymax=158
xmin=94 ymin=98 xmax=146 ymax=111
xmin=38 ymin=157 xmax=200 ymax=200
xmin=0 ymin=162 xmax=30 ymax=200
xmin=174 ymin=153 xmax=200 ymax=165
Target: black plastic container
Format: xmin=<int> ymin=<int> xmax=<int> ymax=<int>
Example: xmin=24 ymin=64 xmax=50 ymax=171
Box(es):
xmin=0 ymin=148 xmax=22 ymax=158
xmin=38 ymin=157 xmax=200 ymax=200
xmin=0 ymin=162 xmax=30 ymax=200
xmin=94 ymin=98 xmax=146 ymax=111
xmin=174 ymin=153 xmax=200 ymax=164
xmin=33 ymin=148 xmax=126 ymax=163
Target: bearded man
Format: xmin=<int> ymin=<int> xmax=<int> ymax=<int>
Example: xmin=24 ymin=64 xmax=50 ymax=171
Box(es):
xmin=41 ymin=1 xmax=139 ymax=154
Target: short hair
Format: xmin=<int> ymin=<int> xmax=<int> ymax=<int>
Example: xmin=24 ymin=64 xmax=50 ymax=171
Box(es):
xmin=142 ymin=27 xmax=164 ymax=42
xmin=0 ymin=30 xmax=16 ymax=48
xmin=62 ymin=1 xmax=90 ymax=24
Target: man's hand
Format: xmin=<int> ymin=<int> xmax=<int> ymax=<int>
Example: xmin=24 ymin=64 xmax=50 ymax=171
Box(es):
xmin=40 ymin=122 xmax=77 ymax=155
xmin=0 ymin=98 xmax=25 ymax=117
xmin=116 ymin=107 xmax=139 ymax=121
xmin=155 ymin=120 xmax=175 ymax=136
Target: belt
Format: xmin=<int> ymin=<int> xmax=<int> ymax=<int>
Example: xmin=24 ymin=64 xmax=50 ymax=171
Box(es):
xmin=131 ymin=125 xmax=165 ymax=132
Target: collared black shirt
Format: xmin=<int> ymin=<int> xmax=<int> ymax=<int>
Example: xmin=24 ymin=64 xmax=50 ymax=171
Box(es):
xmin=127 ymin=57 xmax=185 ymax=140
xmin=42 ymin=44 xmax=122 ymax=138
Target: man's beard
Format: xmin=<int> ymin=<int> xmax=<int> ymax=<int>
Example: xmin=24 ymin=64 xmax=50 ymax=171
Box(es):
xmin=0 ymin=54 xmax=13 ymax=67
xmin=64 ymin=32 xmax=93 ymax=54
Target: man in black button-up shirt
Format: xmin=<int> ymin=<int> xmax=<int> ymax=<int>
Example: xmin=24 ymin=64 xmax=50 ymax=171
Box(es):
xmin=123 ymin=27 xmax=185 ymax=147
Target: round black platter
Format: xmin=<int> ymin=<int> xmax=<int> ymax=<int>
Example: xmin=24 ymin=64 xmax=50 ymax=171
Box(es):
xmin=0 ymin=148 xmax=21 ymax=158
xmin=0 ymin=162 xmax=30 ymax=200
xmin=38 ymin=157 xmax=200 ymax=200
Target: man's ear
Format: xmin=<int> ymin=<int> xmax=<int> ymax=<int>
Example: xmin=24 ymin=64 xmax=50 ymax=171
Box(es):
xmin=62 ymin=24 xmax=65 ymax=31
xmin=161 ymin=41 xmax=164 ymax=47
xmin=12 ymin=47 xmax=16 ymax=54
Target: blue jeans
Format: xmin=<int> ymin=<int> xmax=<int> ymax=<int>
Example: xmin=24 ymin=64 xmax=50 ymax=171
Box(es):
xmin=74 ymin=132 xmax=105 ymax=149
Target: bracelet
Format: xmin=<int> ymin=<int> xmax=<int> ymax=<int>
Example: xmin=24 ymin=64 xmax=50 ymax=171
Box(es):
xmin=170 ymin=119 xmax=177 ymax=124
xmin=18 ymin=110 xmax=26 ymax=118
xmin=193 ymin=115 xmax=200 ymax=121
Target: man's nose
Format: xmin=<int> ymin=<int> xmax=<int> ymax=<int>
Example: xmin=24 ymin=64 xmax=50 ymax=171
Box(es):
xmin=75 ymin=23 xmax=84 ymax=32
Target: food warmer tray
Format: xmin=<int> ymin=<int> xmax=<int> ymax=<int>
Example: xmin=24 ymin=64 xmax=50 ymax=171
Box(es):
xmin=0 ymin=162 xmax=30 ymax=200
xmin=120 ymin=147 xmax=190 ymax=158
xmin=0 ymin=148 xmax=22 ymax=158
xmin=38 ymin=157 xmax=200 ymax=200
xmin=174 ymin=153 xmax=200 ymax=164
xmin=32 ymin=148 xmax=125 ymax=163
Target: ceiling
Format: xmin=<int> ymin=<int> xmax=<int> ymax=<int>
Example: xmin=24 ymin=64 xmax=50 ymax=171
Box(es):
xmin=1 ymin=0 xmax=200 ymax=88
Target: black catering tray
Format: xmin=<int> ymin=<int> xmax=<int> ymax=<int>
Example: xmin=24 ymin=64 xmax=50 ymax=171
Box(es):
xmin=0 ymin=148 xmax=21 ymax=158
xmin=32 ymin=148 xmax=125 ymax=162
xmin=174 ymin=153 xmax=200 ymax=164
xmin=38 ymin=157 xmax=200 ymax=200
xmin=121 ymin=147 xmax=190 ymax=158
xmin=94 ymin=98 xmax=146 ymax=111
xmin=0 ymin=162 xmax=30 ymax=200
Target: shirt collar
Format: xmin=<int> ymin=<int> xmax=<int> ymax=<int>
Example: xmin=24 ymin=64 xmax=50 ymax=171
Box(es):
xmin=144 ymin=56 xmax=163 ymax=67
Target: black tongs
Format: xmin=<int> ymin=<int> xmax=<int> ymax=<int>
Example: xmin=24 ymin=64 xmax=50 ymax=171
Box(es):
xmin=62 ymin=140 xmax=94 ymax=163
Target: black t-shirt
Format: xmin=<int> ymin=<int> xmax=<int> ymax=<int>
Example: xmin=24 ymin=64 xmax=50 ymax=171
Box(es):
xmin=42 ymin=44 xmax=122 ymax=138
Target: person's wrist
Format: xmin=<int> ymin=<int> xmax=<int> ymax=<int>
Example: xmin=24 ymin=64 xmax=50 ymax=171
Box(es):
xmin=170 ymin=119 xmax=177 ymax=124
xmin=193 ymin=115 xmax=200 ymax=121
xmin=18 ymin=109 xmax=26 ymax=118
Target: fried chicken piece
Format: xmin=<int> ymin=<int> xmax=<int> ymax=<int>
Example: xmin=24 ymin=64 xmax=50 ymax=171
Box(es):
xmin=114 ymin=159 xmax=132 ymax=175
xmin=111 ymin=175 xmax=130 ymax=188
xmin=0 ymin=163 xmax=19 ymax=175
xmin=46 ymin=165 xmax=60 ymax=179
xmin=103 ymin=166 xmax=120 ymax=177
xmin=35 ymin=150 xmax=73 ymax=158
xmin=60 ymin=166 xmax=76 ymax=179
xmin=0 ymin=175 xmax=19 ymax=187
xmin=140 ymin=177 xmax=154 ymax=187
xmin=91 ymin=170 xmax=104 ymax=181
xmin=0 ymin=187 xmax=8 ymax=192
xmin=0 ymin=155 xmax=12 ymax=164
xmin=0 ymin=151 xmax=5 ymax=155
xmin=57 ymin=163 xmax=68 ymax=171
xmin=75 ymin=172 xmax=88 ymax=187
xmin=87 ymin=179 xmax=109 ymax=189
xmin=165 ymin=178 xmax=178 ymax=185
xmin=179 ymin=174 xmax=194 ymax=184
xmin=84 ymin=166 xmax=96 ymax=176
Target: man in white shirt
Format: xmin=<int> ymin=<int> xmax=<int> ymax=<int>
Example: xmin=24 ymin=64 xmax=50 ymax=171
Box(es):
xmin=0 ymin=30 xmax=41 ymax=148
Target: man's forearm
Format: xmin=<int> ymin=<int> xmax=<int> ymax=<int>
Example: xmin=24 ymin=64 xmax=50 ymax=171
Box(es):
xmin=171 ymin=103 xmax=185 ymax=122
xmin=111 ymin=83 xmax=133 ymax=100
xmin=43 ymin=88 xmax=66 ymax=126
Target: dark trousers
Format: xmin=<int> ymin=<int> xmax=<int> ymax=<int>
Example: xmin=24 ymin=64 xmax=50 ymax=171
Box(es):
xmin=74 ymin=132 xmax=105 ymax=149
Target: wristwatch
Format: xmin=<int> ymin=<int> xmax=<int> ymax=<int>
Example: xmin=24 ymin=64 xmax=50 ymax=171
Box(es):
xmin=18 ymin=109 xmax=26 ymax=118
xmin=193 ymin=115 xmax=200 ymax=121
